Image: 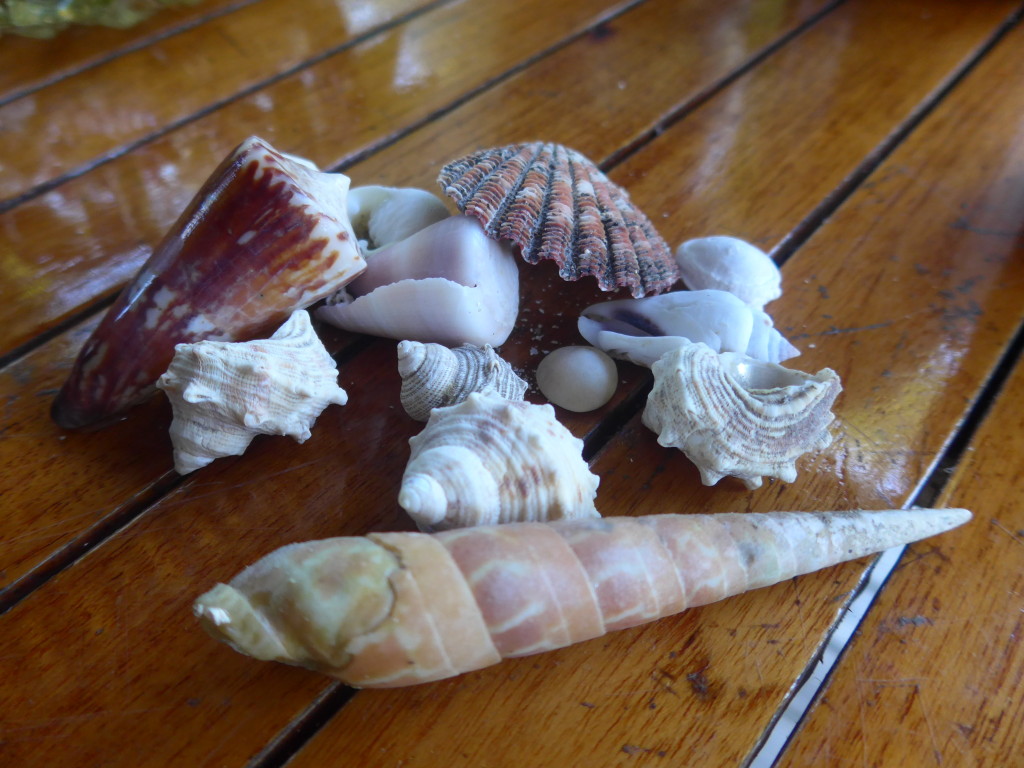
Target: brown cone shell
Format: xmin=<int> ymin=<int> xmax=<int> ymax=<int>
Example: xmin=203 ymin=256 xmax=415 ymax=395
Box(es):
xmin=437 ymin=142 xmax=678 ymax=297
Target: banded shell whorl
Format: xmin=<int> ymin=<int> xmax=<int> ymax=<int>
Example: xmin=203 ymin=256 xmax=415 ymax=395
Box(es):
xmin=397 ymin=341 xmax=527 ymax=421
xmin=399 ymin=392 xmax=600 ymax=531
xmin=642 ymin=342 xmax=841 ymax=490
xmin=438 ymin=142 xmax=678 ymax=298
xmin=156 ymin=310 xmax=348 ymax=474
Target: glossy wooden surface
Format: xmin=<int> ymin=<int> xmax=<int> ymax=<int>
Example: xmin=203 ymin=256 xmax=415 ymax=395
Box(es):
xmin=2 ymin=1 xmax=1022 ymax=766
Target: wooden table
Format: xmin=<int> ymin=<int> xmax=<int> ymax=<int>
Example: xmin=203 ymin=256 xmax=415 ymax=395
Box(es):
xmin=2 ymin=0 xmax=1023 ymax=765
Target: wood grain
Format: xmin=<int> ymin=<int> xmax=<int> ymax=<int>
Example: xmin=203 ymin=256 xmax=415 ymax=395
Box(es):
xmin=777 ymin=354 xmax=1024 ymax=765
xmin=0 ymin=0 xmax=438 ymax=204
xmin=0 ymin=0 xmax=634 ymax=360
xmin=0 ymin=0 xmax=831 ymax=594
xmin=2 ymin=3 xmax=1022 ymax=768
xmin=0 ymin=0 xmax=252 ymax=104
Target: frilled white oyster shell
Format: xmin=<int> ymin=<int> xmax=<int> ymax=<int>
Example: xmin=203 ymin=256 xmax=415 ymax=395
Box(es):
xmin=156 ymin=310 xmax=347 ymax=474
xmin=674 ymin=236 xmax=782 ymax=310
xmin=397 ymin=341 xmax=527 ymax=421
xmin=398 ymin=392 xmax=600 ymax=531
xmin=578 ymin=289 xmax=798 ymax=367
xmin=317 ymin=215 xmax=520 ymax=347
xmin=642 ymin=341 xmax=841 ymax=489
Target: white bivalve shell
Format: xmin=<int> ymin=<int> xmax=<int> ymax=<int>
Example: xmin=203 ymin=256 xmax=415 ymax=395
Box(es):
xmin=578 ymin=289 xmax=798 ymax=367
xmin=156 ymin=310 xmax=348 ymax=475
xmin=399 ymin=392 xmax=600 ymax=531
xmin=397 ymin=341 xmax=527 ymax=421
xmin=642 ymin=341 xmax=841 ymax=490
xmin=675 ymin=236 xmax=782 ymax=311
xmin=347 ymin=186 xmax=450 ymax=254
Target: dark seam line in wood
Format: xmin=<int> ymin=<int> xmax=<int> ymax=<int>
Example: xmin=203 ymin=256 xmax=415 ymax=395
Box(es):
xmin=769 ymin=2 xmax=1024 ymax=268
xmin=0 ymin=0 xmax=262 ymax=109
xmin=598 ymin=0 xmax=849 ymax=173
xmin=323 ymin=0 xmax=652 ymax=176
xmin=243 ymin=683 xmax=357 ymax=768
xmin=743 ymin=319 xmax=1024 ymax=768
xmin=0 ymin=470 xmax=184 ymax=616
xmin=0 ymin=0 xmax=458 ymax=215
xmin=0 ymin=0 xmax=646 ymax=368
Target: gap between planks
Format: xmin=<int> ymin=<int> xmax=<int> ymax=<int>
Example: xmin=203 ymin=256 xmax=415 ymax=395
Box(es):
xmin=0 ymin=0 xmax=262 ymax=109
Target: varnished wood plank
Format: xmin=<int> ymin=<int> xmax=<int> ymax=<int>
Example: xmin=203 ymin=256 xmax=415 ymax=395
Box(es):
xmin=0 ymin=0 xmax=438 ymax=205
xmin=3 ymin=3 xmax=1022 ymax=768
xmin=279 ymin=8 xmax=1024 ymax=768
xmin=0 ymin=0 xmax=634 ymax=361
xmin=776 ymin=360 xmax=1024 ymax=766
xmin=0 ymin=0 xmax=833 ymax=595
xmin=0 ymin=0 xmax=252 ymax=104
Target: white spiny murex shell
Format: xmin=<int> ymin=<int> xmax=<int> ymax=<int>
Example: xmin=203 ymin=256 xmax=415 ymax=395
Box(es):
xmin=642 ymin=341 xmax=841 ymax=489
xmin=675 ymin=236 xmax=782 ymax=311
xmin=578 ymin=289 xmax=798 ymax=367
xmin=156 ymin=310 xmax=348 ymax=475
xmin=399 ymin=391 xmax=600 ymax=531
xmin=397 ymin=341 xmax=527 ymax=421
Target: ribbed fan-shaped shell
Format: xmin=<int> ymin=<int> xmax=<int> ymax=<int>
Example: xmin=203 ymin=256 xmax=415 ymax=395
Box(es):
xmin=156 ymin=310 xmax=348 ymax=474
xmin=437 ymin=142 xmax=678 ymax=297
xmin=642 ymin=341 xmax=841 ymax=489
xmin=399 ymin=392 xmax=600 ymax=531
xmin=397 ymin=341 xmax=527 ymax=421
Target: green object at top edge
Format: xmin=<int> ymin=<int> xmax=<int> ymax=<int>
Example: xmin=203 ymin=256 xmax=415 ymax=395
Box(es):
xmin=1 ymin=0 xmax=204 ymax=38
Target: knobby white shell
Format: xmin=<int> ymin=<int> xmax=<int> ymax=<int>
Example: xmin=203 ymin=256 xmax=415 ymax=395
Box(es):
xmin=675 ymin=236 xmax=782 ymax=311
xmin=156 ymin=310 xmax=348 ymax=474
xmin=642 ymin=341 xmax=841 ymax=489
xmin=578 ymin=289 xmax=798 ymax=367
xmin=398 ymin=392 xmax=600 ymax=531
xmin=317 ymin=215 xmax=520 ymax=347
xmin=347 ymin=186 xmax=450 ymax=254
xmin=398 ymin=341 xmax=527 ymax=421
xmin=535 ymin=346 xmax=618 ymax=412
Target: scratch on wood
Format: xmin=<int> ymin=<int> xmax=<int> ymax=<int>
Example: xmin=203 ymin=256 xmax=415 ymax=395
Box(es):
xmin=990 ymin=519 xmax=1024 ymax=549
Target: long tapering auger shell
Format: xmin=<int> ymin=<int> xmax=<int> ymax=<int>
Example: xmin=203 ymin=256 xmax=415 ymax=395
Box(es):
xmin=193 ymin=507 xmax=971 ymax=688
xmin=397 ymin=341 xmax=528 ymax=421
xmin=398 ymin=391 xmax=600 ymax=531
xmin=156 ymin=310 xmax=348 ymax=474
xmin=437 ymin=142 xmax=679 ymax=297
xmin=642 ymin=341 xmax=841 ymax=489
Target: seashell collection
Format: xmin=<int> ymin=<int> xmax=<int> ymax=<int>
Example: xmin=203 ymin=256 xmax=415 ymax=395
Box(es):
xmin=438 ymin=142 xmax=679 ymax=298
xmin=642 ymin=341 xmax=841 ymax=489
xmin=398 ymin=392 xmax=600 ymax=531
xmin=398 ymin=341 xmax=527 ymax=422
xmin=156 ymin=310 xmax=348 ymax=475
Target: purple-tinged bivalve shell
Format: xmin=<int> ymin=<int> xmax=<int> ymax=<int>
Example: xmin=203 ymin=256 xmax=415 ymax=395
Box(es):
xmin=437 ymin=142 xmax=679 ymax=298
xmin=52 ymin=136 xmax=366 ymax=429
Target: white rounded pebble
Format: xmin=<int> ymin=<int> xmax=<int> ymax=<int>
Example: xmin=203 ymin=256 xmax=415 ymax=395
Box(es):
xmin=536 ymin=346 xmax=618 ymax=412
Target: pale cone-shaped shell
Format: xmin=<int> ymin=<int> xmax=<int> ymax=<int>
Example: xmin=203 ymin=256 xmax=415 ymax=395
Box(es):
xmin=397 ymin=341 xmax=527 ymax=421
xmin=675 ymin=236 xmax=782 ymax=310
xmin=642 ymin=341 xmax=841 ymax=489
xmin=398 ymin=391 xmax=600 ymax=531
xmin=194 ymin=508 xmax=970 ymax=687
xmin=347 ymin=186 xmax=450 ymax=254
xmin=156 ymin=310 xmax=348 ymax=474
